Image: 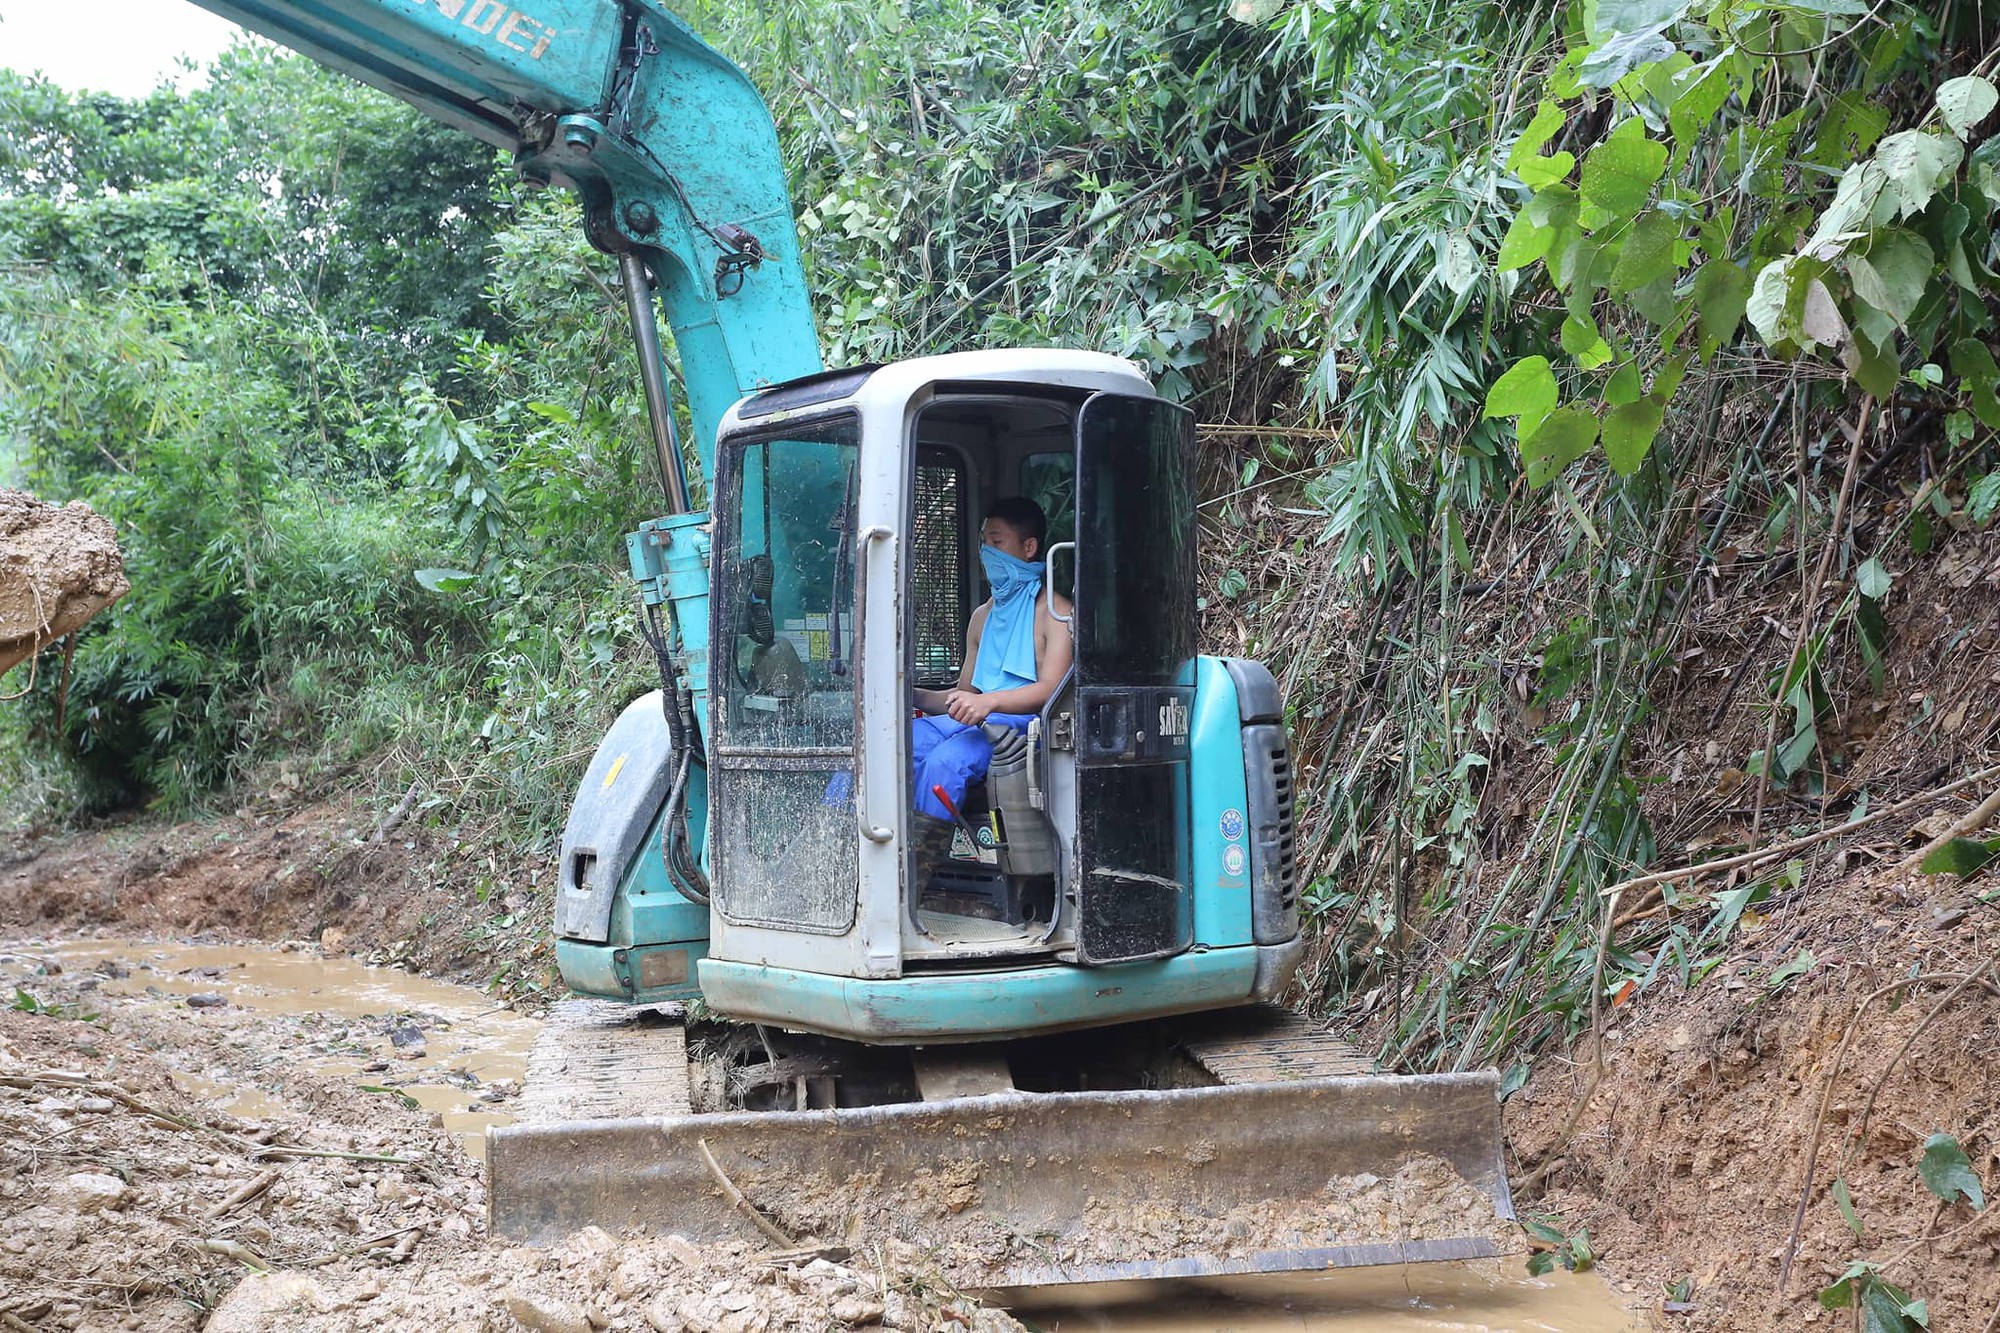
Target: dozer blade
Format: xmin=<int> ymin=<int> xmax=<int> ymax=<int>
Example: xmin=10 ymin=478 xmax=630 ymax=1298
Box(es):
xmin=489 ymin=1070 xmax=1516 ymax=1289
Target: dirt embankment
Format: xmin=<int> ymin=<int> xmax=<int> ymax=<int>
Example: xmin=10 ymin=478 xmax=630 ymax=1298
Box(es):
xmin=1 ymin=490 xmax=128 ymax=679
xmin=1458 ymin=521 xmax=2000 ymax=1328
xmin=0 ymin=798 xmax=552 ymax=998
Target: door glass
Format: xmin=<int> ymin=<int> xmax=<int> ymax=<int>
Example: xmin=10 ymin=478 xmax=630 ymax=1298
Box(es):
xmin=1074 ymin=397 xmax=1197 ymax=686
xmin=1072 ymin=395 xmax=1197 ymax=964
xmin=711 ymin=418 xmax=862 ymax=934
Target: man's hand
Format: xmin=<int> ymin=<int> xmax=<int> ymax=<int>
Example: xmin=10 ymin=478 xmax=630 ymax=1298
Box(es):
xmin=943 ymin=690 xmax=994 ymax=725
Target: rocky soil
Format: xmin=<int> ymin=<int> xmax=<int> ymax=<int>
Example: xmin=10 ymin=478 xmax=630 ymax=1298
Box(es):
xmin=0 ymin=947 xmax=1023 ymax=1333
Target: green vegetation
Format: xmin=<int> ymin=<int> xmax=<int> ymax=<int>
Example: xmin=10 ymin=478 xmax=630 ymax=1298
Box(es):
xmin=1 ymin=3 xmax=1997 ymax=1094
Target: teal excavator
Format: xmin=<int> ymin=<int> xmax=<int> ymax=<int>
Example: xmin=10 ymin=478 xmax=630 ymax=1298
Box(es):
xmin=189 ymin=0 xmax=1514 ymax=1286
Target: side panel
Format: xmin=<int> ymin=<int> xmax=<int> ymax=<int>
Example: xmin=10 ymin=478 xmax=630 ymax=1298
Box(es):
xmin=555 ymin=689 xmax=677 ymax=943
xmin=1188 ymin=659 xmax=1254 ymax=948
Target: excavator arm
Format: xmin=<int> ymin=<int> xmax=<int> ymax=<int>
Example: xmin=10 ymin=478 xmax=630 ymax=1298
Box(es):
xmin=189 ymin=0 xmax=823 ymax=466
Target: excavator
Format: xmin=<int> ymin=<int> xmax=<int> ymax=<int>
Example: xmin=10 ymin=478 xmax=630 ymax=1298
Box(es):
xmin=188 ymin=0 xmax=1515 ymax=1288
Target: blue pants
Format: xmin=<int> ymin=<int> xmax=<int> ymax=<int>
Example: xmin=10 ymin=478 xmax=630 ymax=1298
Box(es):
xmin=910 ymin=714 xmax=1032 ymax=820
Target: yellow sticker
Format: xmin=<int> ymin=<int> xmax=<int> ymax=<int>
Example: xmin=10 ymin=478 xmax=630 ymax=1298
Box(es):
xmin=601 ymin=754 xmax=628 ymax=790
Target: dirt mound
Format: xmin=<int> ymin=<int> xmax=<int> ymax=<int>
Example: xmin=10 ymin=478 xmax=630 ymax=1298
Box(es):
xmin=0 ymin=489 xmax=128 ymax=678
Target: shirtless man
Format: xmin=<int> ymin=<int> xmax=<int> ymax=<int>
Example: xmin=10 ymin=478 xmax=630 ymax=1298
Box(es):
xmin=909 ymin=496 xmax=1070 ymax=848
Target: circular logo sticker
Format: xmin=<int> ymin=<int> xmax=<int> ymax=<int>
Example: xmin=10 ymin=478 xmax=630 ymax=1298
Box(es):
xmin=1219 ymin=808 xmax=1245 ymax=840
xmin=1222 ymin=844 xmax=1248 ymax=877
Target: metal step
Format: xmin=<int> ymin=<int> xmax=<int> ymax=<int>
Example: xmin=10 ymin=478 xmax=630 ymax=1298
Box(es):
xmin=1180 ymin=1004 xmax=1376 ymax=1084
xmin=515 ymin=999 xmax=691 ymax=1124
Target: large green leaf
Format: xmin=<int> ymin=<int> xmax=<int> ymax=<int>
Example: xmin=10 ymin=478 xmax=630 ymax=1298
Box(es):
xmin=1919 ymin=837 xmax=2000 ymax=878
xmin=1498 ymin=211 xmax=1553 ymax=272
xmin=1561 ymin=314 xmax=1614 ymax=368
xmin=1805 ymin=161 xmax=1889 ymax=260
xmin=1874 ymin=132 xmax=1964 ymax=220
xmin=1601 ymin=397 xmax=1665 ymax=475
xmin=1580 ymin=30 xmax=1677 ymax=88
xmin=1952 ymin=339 xmax=2000 ymax=429
xmin=1919 ymin=1133 xmax=1986 ymax=1208
xmin=1846 ymin=230 xmax=1933 ymax=328
xmin=1516 ymin=152 xmax=1576 ymax=188
xmin=1519 ymin=406 xmax=1600 ymax=487
xmin=1938 ymin=76 xmax=1999 ymax=140
xmin=1581 ymin=119 xmax=1668 ymax=216
xmin=1507 ymin=101 xmax=1566 ymax=170
xmin=1593 ymin=0 xmax=1690 ymax=33
xmin=1484 ymin=356 xmax=1558 ymax=428
xmin=1842 ymin=330 xmax=1901 ymax=400
xmin=1609 ymin=211 xmax=1679 ymax=292
xmin=1746 ymin=258 xmax=1797 ymax=346
xmin=1693 ymin=261 xmax=1750 ymax=354
xmin=1668 ymin=58 xmax=1735 ymax=155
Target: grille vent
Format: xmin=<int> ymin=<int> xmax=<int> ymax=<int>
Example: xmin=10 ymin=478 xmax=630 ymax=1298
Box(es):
xmin=911 ymin=457 xmax=966 ymax=689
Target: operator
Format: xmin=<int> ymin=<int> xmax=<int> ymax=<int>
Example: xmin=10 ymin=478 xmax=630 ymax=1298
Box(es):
xmin=908 ymin=497 xmax=1072 ymax=855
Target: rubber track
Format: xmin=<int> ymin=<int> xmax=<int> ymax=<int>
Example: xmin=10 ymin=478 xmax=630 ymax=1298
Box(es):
xmin=514 ymin=999 xmax=691 ymax=1124
xmin=1179 ymin=1005 xmax=1376 ymax=1085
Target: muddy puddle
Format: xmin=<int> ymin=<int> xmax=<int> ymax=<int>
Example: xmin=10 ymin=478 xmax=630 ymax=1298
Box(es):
xmin=1007 ymin=1260 xmax=1640 ymax=1331
xmin=0 ymin=936 xmax=539 ymax=1157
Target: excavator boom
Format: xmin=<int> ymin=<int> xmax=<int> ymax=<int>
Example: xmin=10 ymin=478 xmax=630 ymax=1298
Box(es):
xmin=191 ymin=0 xmax=821 ymax=456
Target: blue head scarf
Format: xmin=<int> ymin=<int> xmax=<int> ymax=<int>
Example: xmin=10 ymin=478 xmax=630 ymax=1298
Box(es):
xmin=971 ymin=545 xmax=1041 ymax=693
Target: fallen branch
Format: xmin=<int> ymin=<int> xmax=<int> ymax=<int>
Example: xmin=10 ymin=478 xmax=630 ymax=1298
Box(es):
xmin=369 ymin=780 xmax=423 ymax=845
xmin=197 ymin=1237 xmax=271 ymax=1272
xmin=1895 ymin=784 xmax=2000 ymax=878
xmin=297 ymin=1223 xmax=429 ymax=1270
xmin=1605 ymin=763 xmax=2000 ymax=927
xmin=204 ymin=1168 xmax=280 ymax=1220
xmin=697 ymin=1137 xmax=798 ymax=1248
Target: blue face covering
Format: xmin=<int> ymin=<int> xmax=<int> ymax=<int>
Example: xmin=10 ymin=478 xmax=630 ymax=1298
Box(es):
xmin=971 ymin=545 xmax=1042 ymax=693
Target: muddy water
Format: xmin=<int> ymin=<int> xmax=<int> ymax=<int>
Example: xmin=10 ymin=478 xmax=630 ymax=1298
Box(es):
xmin=1008 ymin=1261 xmax=1641 ymax=1331
xmin=1 ymin=937 xmax=540 ymax=1157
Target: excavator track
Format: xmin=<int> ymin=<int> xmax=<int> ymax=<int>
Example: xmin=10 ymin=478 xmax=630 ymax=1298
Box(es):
xmin=1179 ymin=1005 xmax=1377 ymax=1084
xmin=490 ymin=1003 xmax=1515 ymax=1288
xmin=514 ymin=1000 xmax=692 ymax=1123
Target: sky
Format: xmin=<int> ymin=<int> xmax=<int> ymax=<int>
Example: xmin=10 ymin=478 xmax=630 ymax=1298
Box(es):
xmin=0 ymin=0 xmax=245 ymax=97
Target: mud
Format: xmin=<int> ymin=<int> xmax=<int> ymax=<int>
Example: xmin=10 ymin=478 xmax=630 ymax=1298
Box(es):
xmin=757 ymin=1153 xmax=1522 ymax=1290
xmin=0 ymin=489 xmax=128 ymax=678
xmin=4 ymin=939 xmax=541 ymax=1158
xmin=1008 ymin=1260 xmax=1641 ymax=1330
xmin=0 ymin=938 xmax=1027 ymax=1332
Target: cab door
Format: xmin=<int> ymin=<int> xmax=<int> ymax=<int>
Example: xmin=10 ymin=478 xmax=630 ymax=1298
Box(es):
xmin=1070 ymin=394 xmax=1198 ymax=964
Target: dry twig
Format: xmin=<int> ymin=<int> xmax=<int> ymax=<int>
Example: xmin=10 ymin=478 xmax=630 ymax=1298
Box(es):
xmin=1603 ymin=762 xmax=2000 ymax=928
xmin=697 ymin=1137 xmax=798 ymax=1248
